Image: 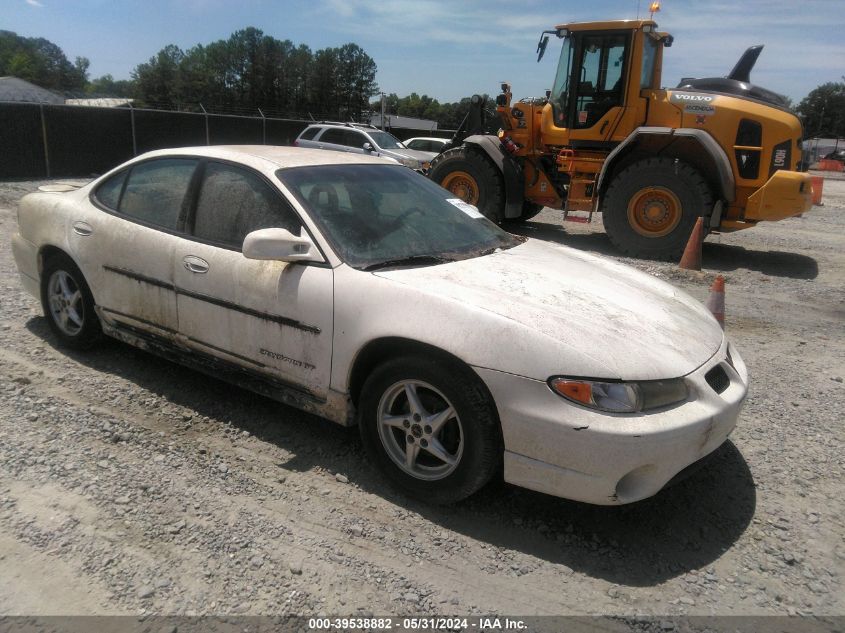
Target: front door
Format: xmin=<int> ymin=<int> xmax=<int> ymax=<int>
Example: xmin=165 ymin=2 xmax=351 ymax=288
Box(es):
xmin=172 ymin=160 xmax=334 ymax=398
xmin=568 ymin=32 xmax=630 ymax=141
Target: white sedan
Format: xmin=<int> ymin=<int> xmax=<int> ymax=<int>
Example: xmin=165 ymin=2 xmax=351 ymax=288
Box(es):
xmin=12 ymin=146 xmax=748 ymax=505
xmin=403 ymin=137 xmax=449 ymax=153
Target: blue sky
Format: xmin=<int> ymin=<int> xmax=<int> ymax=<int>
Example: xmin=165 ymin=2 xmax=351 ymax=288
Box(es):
xmin=3 ymin=0 xmax=842 ymax=104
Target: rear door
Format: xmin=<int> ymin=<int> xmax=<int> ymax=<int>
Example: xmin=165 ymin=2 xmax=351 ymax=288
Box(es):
xmin=172 ymin=160 xmax=334 ymax=398
xmin=316 ymin=128 xmax=349 ymax=153
xmin=75 ymin=157 xmax=198 ymax=338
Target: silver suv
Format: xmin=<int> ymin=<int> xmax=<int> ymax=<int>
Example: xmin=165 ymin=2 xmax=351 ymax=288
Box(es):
xmin=294 ymin=123 xmax=437 ymax=171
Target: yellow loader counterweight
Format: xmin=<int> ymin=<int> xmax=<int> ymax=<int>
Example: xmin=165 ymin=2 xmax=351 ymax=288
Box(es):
xmin=428 ymin=19 xmax=813 ymax=260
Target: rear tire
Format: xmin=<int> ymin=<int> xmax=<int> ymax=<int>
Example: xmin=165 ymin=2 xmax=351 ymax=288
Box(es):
xmin=602 ymin=157 xmax=713 ymax=261
xmin=428 ymin=147 xmax=505 ymax=223
xmin=357 ymin=356 xmax=501 ymax=504
xmin=40 ymin=253 xmax=101 ymax=349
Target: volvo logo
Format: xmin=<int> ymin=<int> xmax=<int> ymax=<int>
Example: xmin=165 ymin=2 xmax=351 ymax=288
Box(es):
xmin=671 ymin=93 xmax=715 ymax=102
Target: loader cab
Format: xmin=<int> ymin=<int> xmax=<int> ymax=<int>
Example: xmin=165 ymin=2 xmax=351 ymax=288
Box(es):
xmin=551 ymin=31 xmax=629 ymax=130
xmin=541 ymin=20 xmax=667 ymax=146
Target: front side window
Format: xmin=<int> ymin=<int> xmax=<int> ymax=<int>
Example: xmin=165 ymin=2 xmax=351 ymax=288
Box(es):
xmin=192 ymin=162 xmax=301 ymax=249
xmin=319 ymin=128 xmax=346 ymax=145
xmin=277 ymin=164 xmax=522 ymax=269
xmin=344 ymin=130 xmax=368 ymax=149
xmin=119 ymin=159 xmax=197 ymax=230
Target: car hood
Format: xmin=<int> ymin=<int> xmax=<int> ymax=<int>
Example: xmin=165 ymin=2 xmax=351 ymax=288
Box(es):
xmin=382 ymin=148 xmax=438 ymax=162
xmin=372 ymin=239 xmax=723 ymax=380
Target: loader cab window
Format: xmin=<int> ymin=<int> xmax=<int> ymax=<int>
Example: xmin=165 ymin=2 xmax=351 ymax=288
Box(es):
xmin=550 ymin=37 xmax=574 ymax=126
xmin=641 ymin=36 xmax=658 ymax=89
xmin=551 ymin=32 xmax=629 ymax=130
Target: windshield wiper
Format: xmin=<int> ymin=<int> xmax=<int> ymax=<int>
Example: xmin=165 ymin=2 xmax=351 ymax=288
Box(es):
xmin=361 ymin=255 xmax=454 ymax=272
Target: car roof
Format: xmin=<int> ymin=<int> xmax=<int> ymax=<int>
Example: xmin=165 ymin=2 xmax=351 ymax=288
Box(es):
xmin=305 ymin=122 xmax=377 ymax=131
xmin=134 ymin=145 xmax=396 ymax=171
xmin=405 ymin=137 xmax=448 ymax=143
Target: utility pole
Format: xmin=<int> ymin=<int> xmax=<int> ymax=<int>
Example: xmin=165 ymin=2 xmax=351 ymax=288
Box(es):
xmin=380 ymin=92 xmax=386 ymax=130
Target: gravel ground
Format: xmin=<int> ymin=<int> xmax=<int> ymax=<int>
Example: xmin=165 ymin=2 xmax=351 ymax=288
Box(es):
xmin=0 ymin=174 xmax=842 ymax=620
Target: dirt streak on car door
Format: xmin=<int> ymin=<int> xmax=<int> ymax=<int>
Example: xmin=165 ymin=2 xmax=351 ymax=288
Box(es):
xmin=171 ymin=239 xmax=333 ymax=399
xmin=91 ymin=216 xmax=180 ymax=336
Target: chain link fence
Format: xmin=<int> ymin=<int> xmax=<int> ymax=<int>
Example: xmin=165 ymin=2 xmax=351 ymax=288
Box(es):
xmin=0 ymin=102 xmax=310 ymax=178
xmin=0 ymin=102 xmax=457 ymax=179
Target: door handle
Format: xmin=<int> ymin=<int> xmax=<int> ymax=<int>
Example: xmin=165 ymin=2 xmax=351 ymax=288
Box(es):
xmin=183 ymin=255 xmax=209 ymax=274
xmin=72 ymin=221 xmax=93 ymax=236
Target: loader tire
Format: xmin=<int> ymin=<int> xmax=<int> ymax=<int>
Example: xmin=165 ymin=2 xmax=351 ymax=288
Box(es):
xmin=514 ymin=201 xmax=544 ymax=222
xmin=602 ymin=157 xmax=713 ymax=261
xmin=429 ymin=147 xmax=505 ymax=223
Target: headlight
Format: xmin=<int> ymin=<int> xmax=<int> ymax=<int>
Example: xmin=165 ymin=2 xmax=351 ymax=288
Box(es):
xmin=548 ymin=377 xmax=688 ymax=413
xmin=400 ymin=157 xmax=419 ymax=168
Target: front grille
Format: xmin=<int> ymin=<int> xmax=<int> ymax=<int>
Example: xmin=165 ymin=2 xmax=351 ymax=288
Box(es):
xmin=705 ymin=365 xmax=730 ymax=394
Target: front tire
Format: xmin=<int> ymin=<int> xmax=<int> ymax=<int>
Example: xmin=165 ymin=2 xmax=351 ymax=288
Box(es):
xmin=428 ymin=147 xmax=505 ymax=223
xmin=40 ymin=253 xmax=101 ymax=349
xmin=358 ymin=356 xmax=501 ymax=504
xmin=602 ymin=157 xmax=713 ymax=260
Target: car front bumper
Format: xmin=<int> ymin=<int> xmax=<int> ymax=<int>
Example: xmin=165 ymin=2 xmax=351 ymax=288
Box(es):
xmin=474 ymin=337 xmax=748 ymax=505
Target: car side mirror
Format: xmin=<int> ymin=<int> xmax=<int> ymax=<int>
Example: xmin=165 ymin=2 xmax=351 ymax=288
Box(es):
xmin=242 ymin=228 xmax=323 ymax=264
xmin=362 ymin=142 xmax=374 ymax=152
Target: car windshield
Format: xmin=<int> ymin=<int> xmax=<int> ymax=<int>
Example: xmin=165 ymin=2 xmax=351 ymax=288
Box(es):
xmin=367 ymin=131 xmax=404 ymax=149
xmin=277 ymin=164 xmax=523 ymax=269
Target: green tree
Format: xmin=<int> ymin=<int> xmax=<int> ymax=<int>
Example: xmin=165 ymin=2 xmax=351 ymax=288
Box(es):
xmin=796 ymin=82 xmax=845 ymax=137
xmin=310 ymin=47 xmax=339 ymax=118
xmin=335 ymin=43 xmax=378 ymax=120
xmin=132 ymin=44 xmax=185 ymax=108
xmin=129 ymin=29 xmax=377 ymax=119
xmin=0 ymin=30 xmax=88 ymax=91
xmin=86 ymin=74 xmax=133 ymax=97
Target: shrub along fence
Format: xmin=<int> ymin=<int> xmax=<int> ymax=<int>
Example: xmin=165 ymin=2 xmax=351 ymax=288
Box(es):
xmin=0 ymin=102 xmax=456 ymax=179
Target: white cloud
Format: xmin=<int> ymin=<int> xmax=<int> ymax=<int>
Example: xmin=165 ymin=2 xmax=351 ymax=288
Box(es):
xmin=25 ymin=0 xmax=44 ymax=6
xmin=315 ymin=0 xmax=546 ymax=52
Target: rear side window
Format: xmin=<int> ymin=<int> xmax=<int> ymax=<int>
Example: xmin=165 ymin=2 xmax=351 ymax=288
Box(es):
xmin=119 ymin=159 xmax=197 ymax=230
xmin=94 ymin=170 xmax=126 ymax=210
xmin=192 ymin=162 xmax=301 ymax=249
xmin=299 ymin=127 xmax=320 ymax=140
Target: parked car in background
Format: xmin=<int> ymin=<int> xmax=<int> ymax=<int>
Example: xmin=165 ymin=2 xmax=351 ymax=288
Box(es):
xmin=12 ymin=146 xmax=748 ymax=505
xmin=403 ymin=137 xmax=449 ymax=153
xmin=822 ymin=149 xmax=845 ymax=164
xmin=294 ymin=122 xmax=436 ymax=171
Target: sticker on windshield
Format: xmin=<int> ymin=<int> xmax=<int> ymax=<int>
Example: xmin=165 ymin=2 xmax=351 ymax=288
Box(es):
xmin=447 ymin=198 xmax=484 ymax=219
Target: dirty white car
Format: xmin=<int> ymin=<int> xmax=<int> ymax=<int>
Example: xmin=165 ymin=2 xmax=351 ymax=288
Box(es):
xmin=12 ymin=146 xmax=748 ymax=505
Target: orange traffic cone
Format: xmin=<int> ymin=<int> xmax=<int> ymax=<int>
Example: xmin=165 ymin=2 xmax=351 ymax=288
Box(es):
xmin=679 ymin=217 xmax=704 ymax=271
xmin=705 ymin=275 xmax=725 ymax=329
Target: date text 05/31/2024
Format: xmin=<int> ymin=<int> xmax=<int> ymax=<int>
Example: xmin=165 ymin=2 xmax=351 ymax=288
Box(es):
xmin=307 ymin=617 xmax=528 ymax=630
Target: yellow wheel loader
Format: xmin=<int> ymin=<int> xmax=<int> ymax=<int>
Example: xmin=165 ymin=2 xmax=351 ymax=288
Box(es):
xmin=428 ymin=20 xmax=813 ymax=260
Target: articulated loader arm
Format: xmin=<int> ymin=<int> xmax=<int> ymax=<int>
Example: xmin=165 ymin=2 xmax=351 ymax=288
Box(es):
xmin=442 ymin=94 xmax=495 ymax=153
